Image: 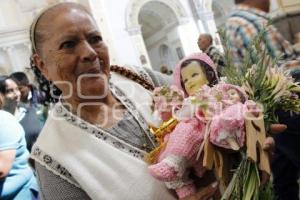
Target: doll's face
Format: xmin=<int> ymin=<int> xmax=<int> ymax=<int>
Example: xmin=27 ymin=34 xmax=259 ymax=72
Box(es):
xmin=181 ymin=61 xmax=208 ymax=96
xmin=227 ymin=88 xmax=241 ymax=104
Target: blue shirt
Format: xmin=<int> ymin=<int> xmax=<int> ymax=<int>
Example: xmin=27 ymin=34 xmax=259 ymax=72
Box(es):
xmin=0 ymin=110 xmax=37 ymax=200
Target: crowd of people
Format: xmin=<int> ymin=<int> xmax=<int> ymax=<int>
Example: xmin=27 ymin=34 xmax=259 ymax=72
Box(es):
xmin=0 ymin=74 xmax=41 ymax=199
xmin=0 ymin=0 xmax=299 ymax=199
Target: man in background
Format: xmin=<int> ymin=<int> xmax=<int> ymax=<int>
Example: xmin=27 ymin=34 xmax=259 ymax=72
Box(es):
xmin=10 ymin=72 xmax=45 ymax=108
xmin=197 ymin=33 xmax=225 ymax=76
xmin=10 ymin=72 xmax=45 ymax=151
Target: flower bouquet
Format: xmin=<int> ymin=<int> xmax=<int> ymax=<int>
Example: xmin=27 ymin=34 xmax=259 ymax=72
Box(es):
xmin=220 ymin=29 xmax=300 ymax=199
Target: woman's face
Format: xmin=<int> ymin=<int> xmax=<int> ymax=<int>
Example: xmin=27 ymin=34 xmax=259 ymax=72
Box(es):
xmin=4 ymin=79 xmax=21 ymax=103
xmin=181 ymin=61 xmax=208 ymax=96
xmin=34 ymin=7 xmax=110 ymax=102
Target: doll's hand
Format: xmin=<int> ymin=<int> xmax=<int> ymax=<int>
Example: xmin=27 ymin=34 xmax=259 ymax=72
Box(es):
xmin=181 ymin=181 xmax=219 ymax=200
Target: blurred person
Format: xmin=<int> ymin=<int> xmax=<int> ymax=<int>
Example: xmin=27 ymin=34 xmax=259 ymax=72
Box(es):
xmin=160 ymin=65 xmax=173 ymax=75
xmin=226 ymin=0 xmax=299 ymax=68
xmin=10 ymin=72 xmax=45 ymax=108
xmin=226 ymin=1 xmax=300 ymax=199
xmin=0 ymin=77 xmax=38 ymax=200
xmin=0 ymin=76 xmax=43 ymax=151
xmin=197 ymin=33 xmax=225 ymax=76
xmin=10 ymin=71 xmax=48 ymax=127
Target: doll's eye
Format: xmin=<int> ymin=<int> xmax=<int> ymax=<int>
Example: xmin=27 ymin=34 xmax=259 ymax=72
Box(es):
xmin=192 ymin=73 xmax=199 ymax=77
xmin=183 ymin=79 xmax=188 ymax=84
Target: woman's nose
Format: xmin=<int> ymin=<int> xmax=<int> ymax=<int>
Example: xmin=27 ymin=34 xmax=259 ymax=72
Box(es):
xmin=79 ymin=41 xmax=97 ymax=62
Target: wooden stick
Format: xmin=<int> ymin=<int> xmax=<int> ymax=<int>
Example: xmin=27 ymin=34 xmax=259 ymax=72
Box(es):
xmin=245 ymin=112 xmax=271 ymax=175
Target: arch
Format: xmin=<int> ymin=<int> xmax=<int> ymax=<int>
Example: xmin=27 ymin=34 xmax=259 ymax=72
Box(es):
xmin=125 ymin=0 xmax=189 ymax=31
xmin=158 ymin=44 xmax=174 ymax=70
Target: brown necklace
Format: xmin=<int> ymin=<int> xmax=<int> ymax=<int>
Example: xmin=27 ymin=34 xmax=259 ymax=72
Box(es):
xmin=110 ymin=65 xmax=154 ymax=91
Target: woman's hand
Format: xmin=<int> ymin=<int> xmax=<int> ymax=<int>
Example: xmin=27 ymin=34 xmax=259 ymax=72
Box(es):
xmin=263 ymin=124 xmax=287 ymax=151
xmin=181 ymin=182 xmax=219 ymax=200
xmin=260 ymin=123 xmax=286 ymax=185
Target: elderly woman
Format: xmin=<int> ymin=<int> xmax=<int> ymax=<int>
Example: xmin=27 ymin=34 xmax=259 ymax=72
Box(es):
xmin=29 ymin=2 xmax=178 ymax=200
xmin=29 ymin=2 xmax=283 ymax=200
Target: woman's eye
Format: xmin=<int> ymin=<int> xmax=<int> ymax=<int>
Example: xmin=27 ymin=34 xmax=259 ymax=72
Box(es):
xmin=60 ymin=41 xmax=76 ymax=49
xmin=5 ymin=88 xmax=18 ymax=94
xmin=5 ymin=89 xmax=14 ymax=93
xmin=89 ymin=36 xmax=102 ymax=44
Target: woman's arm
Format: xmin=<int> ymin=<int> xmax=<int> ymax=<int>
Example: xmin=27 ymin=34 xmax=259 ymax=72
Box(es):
xmin=0 ymin=149 xmax=16 ymax=179
xmin=35 ymin=162 xmax=91 ymax=200
xmin=143 ymin=67 xmax=172 ymax=87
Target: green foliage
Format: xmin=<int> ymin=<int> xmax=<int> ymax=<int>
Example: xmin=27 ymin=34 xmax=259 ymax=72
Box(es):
xmin=220 ymin=27 xmax=300 ymax=127
xmin=219 ymin=26 xmax=299 ymax=200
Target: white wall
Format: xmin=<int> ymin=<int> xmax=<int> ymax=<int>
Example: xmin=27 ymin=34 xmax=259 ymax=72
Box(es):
xmin=0 ymin=0 xmax=48 ymax=74
xmin=96 ymin=0 xmax=141 ymax=66
xmin=145 ymin=26 xmax=181 ymax=71
xmin=0 ymin=0 xmax=216 ymax=73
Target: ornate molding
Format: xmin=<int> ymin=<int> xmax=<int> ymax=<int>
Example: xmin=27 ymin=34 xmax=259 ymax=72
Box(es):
xmin=126 ymin=26 xmax=142 ymax=36
xmin=125 ymin=0 xmax=189 ymax=30
xmin=0 ymin=46 xmax=12 ymax=52
xmin=198 ymin=11 xmax=214 ymax=20
xmin=14 ymin=0 xmax=47 ymax=12
xmin=0 ymin=28 xmax=30 ymax=48
xmin=178 ymin=17 xmax=190 ymax=25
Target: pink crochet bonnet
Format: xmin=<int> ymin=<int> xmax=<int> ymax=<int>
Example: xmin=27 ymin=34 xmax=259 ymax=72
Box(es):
xmin=214 ymin=83 xmax=248 ymax=103
xmin=172 ymin=53 xmax=218 ymax=97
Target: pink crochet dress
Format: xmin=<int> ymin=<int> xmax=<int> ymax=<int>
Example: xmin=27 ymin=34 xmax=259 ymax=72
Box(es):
xmin=148 ymin=117 xmax=206 ymax=199
xmin=209 ymin=84 xmax=248 ymax=150
xmin=210 ymin=102 xmax=245 ymax=150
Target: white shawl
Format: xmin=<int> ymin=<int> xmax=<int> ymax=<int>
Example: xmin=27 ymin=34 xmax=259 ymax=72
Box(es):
xmin=31 ymin=71 xmax=175 ymax=200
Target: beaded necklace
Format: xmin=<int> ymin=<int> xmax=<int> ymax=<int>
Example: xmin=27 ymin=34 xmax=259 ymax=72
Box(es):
xmin=110 ymin=65 xmax=155 ymax=91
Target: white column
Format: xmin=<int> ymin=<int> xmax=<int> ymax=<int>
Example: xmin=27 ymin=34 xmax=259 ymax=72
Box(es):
xmin=198 ymin=11 xmax=217 ymax=35
xmin=198 ymin=11 xmax=223 ymax=51
xmin=0 ymin=47 xmax=10 ymax=74
xmin=2 ymin=46 xmax=17 ymax=72
xmin=127 ymin=26 xmax=152 ymax=68
xmin=85 ymin=0 xmax=120 ymax=65
xmin=177 ymin=18 xmax=200 ymax=55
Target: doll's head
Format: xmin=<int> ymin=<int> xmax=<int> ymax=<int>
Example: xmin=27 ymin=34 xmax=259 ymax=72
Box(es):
xmin=173 ymin=53 xmax=218 ymax=97
xmin=152 ymin=85 xmax=184 ymax=121
xmin=216 ymin=84 xmax=247 ymax=105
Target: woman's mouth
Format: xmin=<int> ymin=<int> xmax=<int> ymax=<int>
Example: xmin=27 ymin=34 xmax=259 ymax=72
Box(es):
xmin=78 ymin=67 xmax=101 ymax=76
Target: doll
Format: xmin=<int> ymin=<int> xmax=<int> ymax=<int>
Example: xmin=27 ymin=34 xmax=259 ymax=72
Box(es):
xmin=148 ymin=53 xmax=219 ymax=199
xmin=209 ymin=84 xmax=248 ymax=150
xmin=151 ymin=85 xmax=184 ymax=122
